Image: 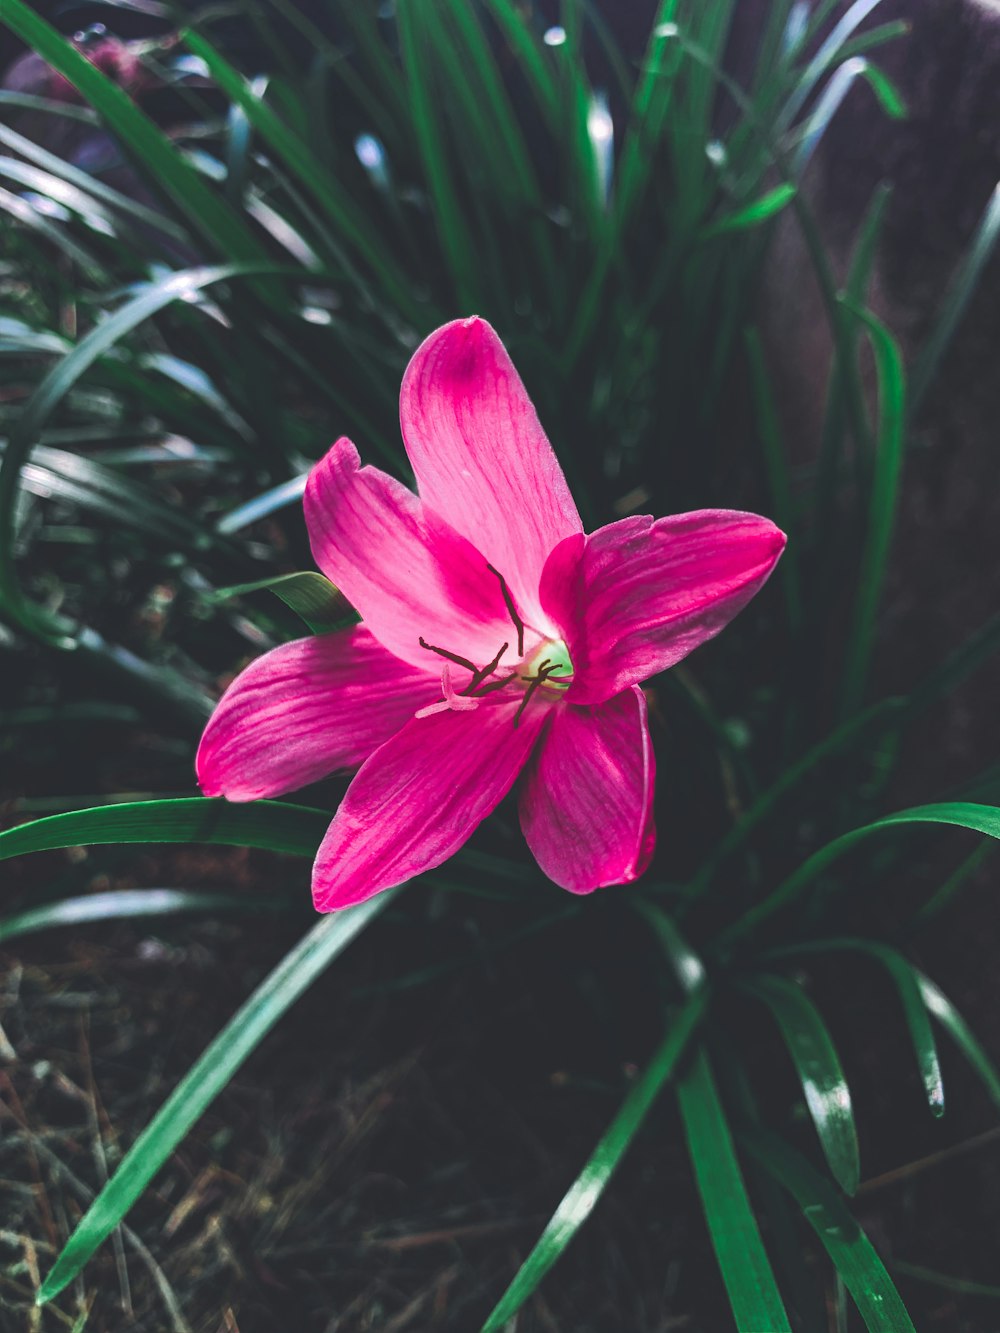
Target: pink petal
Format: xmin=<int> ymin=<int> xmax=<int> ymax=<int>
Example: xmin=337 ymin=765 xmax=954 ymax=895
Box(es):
xmin=304 ymin=438 xmax=515 ymax=670
xmin=311 ymin=694 xmax=548 ymax=911
xmin=196 ymin=627 xmax=433 ymax=801
xmin=519 ymin=686 xmax=655 ymax=894
xmin=399 ymin=317 xmax=582 ymax=631
xmin=541 ymin=511 xmax=786 ymax=704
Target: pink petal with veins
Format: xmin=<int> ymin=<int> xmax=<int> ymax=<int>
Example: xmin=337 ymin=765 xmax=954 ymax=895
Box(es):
xmin=312 ymin=693 xmax=548 ymax=911
xmin=400 ymin=317 xmax=582 ymax=632
xmin=304 ymin=438 xmax=517 ymax=671
xmin=519 ymin=686 xmax=655 ymax=893
xmin=196 ymin=627 xmax=434 ymax=801
xmin=541 ymin=511 xmax=786 ymax=704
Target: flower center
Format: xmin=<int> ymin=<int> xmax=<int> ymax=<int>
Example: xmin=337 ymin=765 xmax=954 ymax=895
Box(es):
xmin=521 ymin=639 xmax=574 ymax=691
xmin=414 ymin=566 xmax=574 ymax=725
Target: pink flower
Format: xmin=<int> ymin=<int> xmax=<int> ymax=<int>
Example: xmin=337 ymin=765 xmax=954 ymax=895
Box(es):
xmin=197 ymin=318 xmax=785 ymax=910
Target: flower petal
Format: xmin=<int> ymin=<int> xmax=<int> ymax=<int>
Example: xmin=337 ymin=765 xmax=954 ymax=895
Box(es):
xmin=311 ymin=694 xmax=548 ymax=911
xmin=542 ymin=511 xmax=786 ymax=703
xmin=304 ymin=437 xmax=514 ymax=670
xmin=399 ymin=317 xmax=582 ymax=629
xmin=196 ymin=627 xmax=433 ymax=801
xmin=519 ymin=687 xmax=655 ymax=894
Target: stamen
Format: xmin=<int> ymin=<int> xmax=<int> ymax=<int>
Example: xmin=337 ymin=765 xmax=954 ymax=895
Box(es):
xmin=465 ymin=641 xmax=508 ymax=693
xmin=472 ymin=671 xmax=520 ymax=696
xmin=486 ymin=563 xmax=525 ymax=657
xmin=418 ymin=636 xmax=478 ymax=674
xmin=513 ymin=658 xmax=551 ymax=728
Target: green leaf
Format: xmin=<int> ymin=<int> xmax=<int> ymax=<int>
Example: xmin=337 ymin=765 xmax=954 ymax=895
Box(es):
xmin=0 ymin=122 xmax=188 ymax=243
xmin=215 ymin=474 xmax=309 ymax=535
xmin=480 ymin=988 xmax=709 ymax=1331
xmin=763 ymin=939 xmax=945 ymax=1118
xmin=692 ymin=698 xmax=904 ymax=896
xmin=702 ymin=183 xmax=797 ymax=238
xmin=677 ymin=1047 xmax=792 ymax=1332
xmin=0 ymin=798 xmax=330 ymax=863
xmin=917 ymin=971 xmax=1000 ymax=1112
xmin=212 ymin=572 xmax=351 ymax=634
xmin=37 ymin=890 xmax=397 ymax=1303
xmin=910 ymin=182 xmax=1000 ymax=417
xmin=837 ymin=300 xmax=906 ymax=717
xmin=723 ymin=802 xmax=1000 ymax=947
xmin=891 ymin=1259 xmax=1000 ymax=1300
xmin=743 ymin=1131 xmax=917 ymax=1333
xmin=394 ymin=0 xmax=479 ymax=309
xmin=742 ymin=974 xmax=860 ymax=1194
xmin=744 ymin=326 xmax=802 ymax=630
xmin=0 ymin=888 xmax=292 ymax=945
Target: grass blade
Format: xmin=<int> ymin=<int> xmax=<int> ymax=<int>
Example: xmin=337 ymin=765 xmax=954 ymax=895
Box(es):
xmin=480 ymin=988 xmax=708 ymax=1331
xmin=917 ymin=972 xmax=1000 ymax=1112
xmin=0 ymin=888 xmax=291 ymax=944
xmin=702 ymin=183 xmax=797 ymax=239
xmin=767 ymin=939 xmax=945 ymax=1118
xmin=837 ymin=300 xmax=906 ymax=717
xmin=744 ymin=1131 xmax=918 ymax=1333
xmin=211 ymin=571 xmax=350 ymax=634
xmin=0 ymin=798 xmax=330 ymax=862
xmin=36 ymin=890 xmax=397 ymax=1303
xmin=910 ymin=181 xmax=1000 ymax=417
xmin=742 ymin=974 xmax=860 ymax=1194
xmin=677 ymin=1047 xmax=792 ymax=1332
xmin=722 ymin=803 xmax=1000 ymax=948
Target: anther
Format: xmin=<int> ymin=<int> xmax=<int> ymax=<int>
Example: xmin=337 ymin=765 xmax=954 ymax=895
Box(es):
xmin=486 ymin=563 xmax=525 ymax=657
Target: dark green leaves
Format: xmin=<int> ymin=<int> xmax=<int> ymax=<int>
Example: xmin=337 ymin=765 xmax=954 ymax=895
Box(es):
xmin=0 ymin=798 xmax=330 ymax=862
xmin=745 ymin=1132 xmax=917 ymax=1333
xmin=677 ymin=1048 xmax=792 ymax=1332
xmin=742 ymin=974 xmax=860 ymax=1194
xmin=481 ymin=989 xmax=708 ymax=1330
xmin=212 ymin=571 xmax=351 ymax=633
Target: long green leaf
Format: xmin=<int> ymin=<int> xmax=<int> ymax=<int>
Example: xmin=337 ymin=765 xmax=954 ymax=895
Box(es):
xmin=723 ymin=802 xmax=1000 ymax=946
xmin=691 ymin=697 xmax=904 ymax=896
xmin=917 ymin=972 xmax=1000 ymax=1112
xmin=480 ymin=988 xmax=708 ymax=1331
xmin=743 ymin=974 xmax=860 ymax=1194
xmin=910 ymin=181 xmax=1000 ymax=416
xmin=37 ymin=890 xmax=396 ymax=1303
xmin=677 ymin=1047 xmax=792 ymax=1332
xmin=837 ymin=300 xmax=906 ymax=717
xmin=212 ymin=571 xmax=350 ymax=634
xmin=0 ymin=888 xmax=291 ymax=944
xmin=744 ymin=1131 xmax=917 ymax=1333
xmin=763 ymin=939 xmax=944 ymax=1118
xmin=0 ymin=798 xmax=330 ymax=863
xmin=702 ymin=183 xmax=797 ymax=238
